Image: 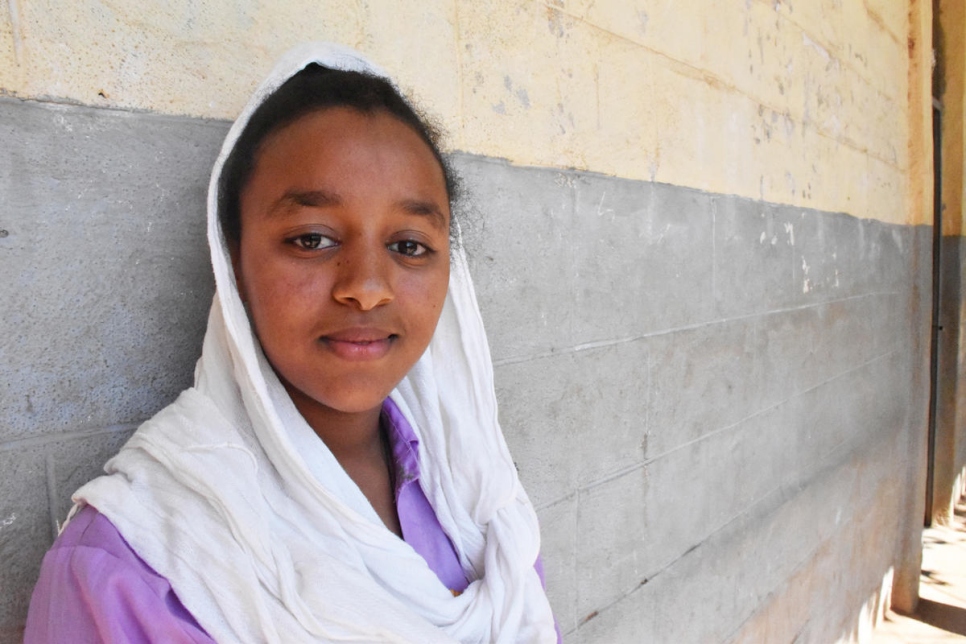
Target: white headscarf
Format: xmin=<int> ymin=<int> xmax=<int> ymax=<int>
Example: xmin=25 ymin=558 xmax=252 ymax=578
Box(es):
xmin=72 ymin=43 xmax=556 ymax=643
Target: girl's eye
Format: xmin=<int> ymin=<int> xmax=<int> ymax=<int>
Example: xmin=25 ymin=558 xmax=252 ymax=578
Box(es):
xmin=389 ymin=240 xmax=429 ymax=257
xmin=291 ymin=233 xmax=336 ymax=250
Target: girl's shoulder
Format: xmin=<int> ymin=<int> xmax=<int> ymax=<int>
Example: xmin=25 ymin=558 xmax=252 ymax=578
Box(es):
xmin=24 ymin=505 xmax=213 ymax=644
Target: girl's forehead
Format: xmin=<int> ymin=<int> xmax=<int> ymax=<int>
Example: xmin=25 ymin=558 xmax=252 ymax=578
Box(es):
xmin=257 ymin=107 xmax=445 ymax=182
xmin=269 ymin=106 xmax=424 ymax=153
xmin=242 ymin=108 xmax=451 ymax=222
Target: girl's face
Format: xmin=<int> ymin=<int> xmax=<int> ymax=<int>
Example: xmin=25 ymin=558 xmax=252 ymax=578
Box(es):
xmin=234 ymin=107 xmax=451 ymax=418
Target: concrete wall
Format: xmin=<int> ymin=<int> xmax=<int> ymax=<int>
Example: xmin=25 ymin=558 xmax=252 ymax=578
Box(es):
xmin=0 ymin=0 xmax=918 ymax=225
xmin=935 ymin=236 xmax=965 ymax=524
xmin=462 ymin=160 xmax=931 ymax=641
xmin=932 ymin=0 xmax=966 ymax=528
xmin=0 ymin=96 xmax=933 ymax=641
xmin=0 ymin=0 xmax=945 ymax=642
xmin=0 ymin=99 xmax=222 ymax=640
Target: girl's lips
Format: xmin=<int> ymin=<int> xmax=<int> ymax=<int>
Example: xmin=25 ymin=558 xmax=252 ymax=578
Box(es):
xmin=319 ymin=330 xmax=395 ymax=361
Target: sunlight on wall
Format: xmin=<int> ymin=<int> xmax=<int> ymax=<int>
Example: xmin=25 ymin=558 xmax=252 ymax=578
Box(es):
xmin=835 ymin=566 xmax=893 ymax=644
xmin=0 ymin=0 xmax=920 ymax=225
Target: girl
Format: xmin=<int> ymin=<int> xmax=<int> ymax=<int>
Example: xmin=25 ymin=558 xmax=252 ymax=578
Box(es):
xmin=26 ymin=43 xmax=557 ymax=642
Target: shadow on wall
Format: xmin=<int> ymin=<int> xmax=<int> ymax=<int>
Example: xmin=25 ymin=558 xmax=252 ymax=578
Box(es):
xmin=843 ymin=568 xmax=894 ymax=643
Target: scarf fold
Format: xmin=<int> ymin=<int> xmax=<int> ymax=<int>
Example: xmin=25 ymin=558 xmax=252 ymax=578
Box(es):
xmin=73 ymin=42 xmax=556 ymax=643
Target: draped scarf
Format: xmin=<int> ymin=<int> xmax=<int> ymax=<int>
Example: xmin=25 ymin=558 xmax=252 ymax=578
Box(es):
xmin=72 ymin=42 xmax=556 ymax=643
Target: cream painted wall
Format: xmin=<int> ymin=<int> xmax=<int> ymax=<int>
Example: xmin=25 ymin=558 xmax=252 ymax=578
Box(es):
xmin=906 ymin=0 xmax=934 ymax=238
xmin=0 ymin=0 xmax=919 ymax=225
xmin=940 ymin=0 xmax=965 ymax=236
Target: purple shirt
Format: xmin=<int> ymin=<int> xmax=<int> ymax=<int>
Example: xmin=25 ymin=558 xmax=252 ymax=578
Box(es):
xmin=26 ymin=399 xmax=551 ymax=642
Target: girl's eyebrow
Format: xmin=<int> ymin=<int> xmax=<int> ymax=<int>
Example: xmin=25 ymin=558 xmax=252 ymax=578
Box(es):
xmin=270 ymin=189 xmax=342 ymax=216
xmin=398 ymin=199 xmax=449 ymax=230
xmin=270 ymin=189 xmax=448 ymax=230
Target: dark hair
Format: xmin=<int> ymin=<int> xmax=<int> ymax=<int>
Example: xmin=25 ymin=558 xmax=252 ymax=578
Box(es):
xmin=218 ymin=64 xmax=461 ymax=245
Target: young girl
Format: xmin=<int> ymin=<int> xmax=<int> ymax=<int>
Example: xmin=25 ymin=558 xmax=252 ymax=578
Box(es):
xmin=25 ymin=43 xmax=557 ymax=643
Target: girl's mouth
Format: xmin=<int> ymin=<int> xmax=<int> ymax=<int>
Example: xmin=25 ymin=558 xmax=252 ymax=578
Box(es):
xmin=319 ymin=330 xmax=397 ymax=361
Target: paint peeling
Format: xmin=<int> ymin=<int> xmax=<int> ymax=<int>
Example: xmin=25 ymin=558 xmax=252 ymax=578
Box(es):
xmin=547 ymin=8 xmax=565 ymax=37
xmin=54 ymin=114 xmax=75 ymax=133
xmin=784 ymin=222 xmax=795 ymax=245
xmin=502 ymin=76 xmax=530 ymax=109
xmin=553 ymin=173 xmax=575 ymax=189
xmin=0 ymin=513 xmax=15 ymax=529
xmin=596 ymin=192 xmax=613 ymax=218
xmin=802 ymin=33 xmax=831 ymax=63
xmin=648 ymin=154 xmax=659 ymax=182
xmin=637 ymin=10 xmax=649 ymax=35
xmin=802 ymin=256 xmax=811 ymax=292
xmin=6 ymin=0 xmax=23 ymax=65
xmin=0 ymin=0 xmax=912 ymax=225
xmin=759 ymin=231 xmax=767 ymax=244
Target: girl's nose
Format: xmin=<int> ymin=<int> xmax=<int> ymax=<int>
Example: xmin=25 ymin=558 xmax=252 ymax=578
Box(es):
xmin=331 ymin=243 xmax=394 ymax=311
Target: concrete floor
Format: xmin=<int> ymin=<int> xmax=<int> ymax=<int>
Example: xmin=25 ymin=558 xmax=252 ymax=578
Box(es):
xmin=873 ymin=497 xmax=966 ymax=643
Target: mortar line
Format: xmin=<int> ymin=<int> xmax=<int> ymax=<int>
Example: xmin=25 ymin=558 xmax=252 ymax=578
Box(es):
xmin=534 ymin=489 xmax=578 ymax=513
xmin=599 ymin=354 xmax=908 ymax=611
xmin=716 ymin=482 xmax=894 ymax=644
xmin=507 ymin=344 xmax=902 ymax=513
xmin=492 ymin=289 xmax=901 ymax=366
xmin=44 ymin=454 xmax=58 ymax=542
xmin=574 ymin=347 xmax=900 ymax=495
xmin=568 ymin=485 xmax=580 ymax=635
xmin=452 ymin=0 xmax=466 ymax=152
xmin=574 ymin=485 xmax=781 ymax=630
xmin=749 ymin=0 xmax=902 ymax=92
xmin=543 ymin=0 xmax=901 ymax=111
xmin=578 ymin=461 xmax=647 ymax=493
xmin=711 ymin=196 xmax=718 ymax=309
xmin=540 ymin=2 xmax=903 ymax=169
xmin=567 ymin=169 xmax=578 ymax=353
xmin=708 ymin=432 xmax=901 ymax=642
xmin=0 ymin=423 xmax=139 ymax=453
xmin=578 ymin=474 xmax=827 ymax=632
xmin=718 ymin=539 xmax=826 ymax=643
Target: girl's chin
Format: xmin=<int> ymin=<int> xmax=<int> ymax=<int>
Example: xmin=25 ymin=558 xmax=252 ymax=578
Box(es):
xmin=284 ymin=382 xmax=395 ymax=418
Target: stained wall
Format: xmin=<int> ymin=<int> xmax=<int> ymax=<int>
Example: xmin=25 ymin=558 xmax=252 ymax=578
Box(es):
xmin=0 ymin=0 xmax=917 ymax=224
xmin=0 ymin=1 xmax=942 ymax=642
xmin=933 ymin=0 xmax=966 ymax=529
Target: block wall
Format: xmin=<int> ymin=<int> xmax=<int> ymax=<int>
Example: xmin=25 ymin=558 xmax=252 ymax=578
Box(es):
xmin=459 ymin=157 xmax=931 ymax=641
xmin=932 ymin=0 xmax=966 ymax=527
xmin=0 ymin=97 xmax=933 ymax=641
xmin=0 ymin=0 xmax=941 ymax=642
xmin=0 ymin=0 xmax=919 ymax=224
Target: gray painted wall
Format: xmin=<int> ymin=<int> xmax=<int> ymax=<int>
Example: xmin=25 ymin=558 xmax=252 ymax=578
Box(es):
xmin=933 ymin=235 xmax=966 ymax=524
xmin=0 ymin=97 xmax=933 ymax=642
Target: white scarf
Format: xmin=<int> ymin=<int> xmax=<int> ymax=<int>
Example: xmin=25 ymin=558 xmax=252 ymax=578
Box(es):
xmin=72 ymin=42 xmax=556 ymax=643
